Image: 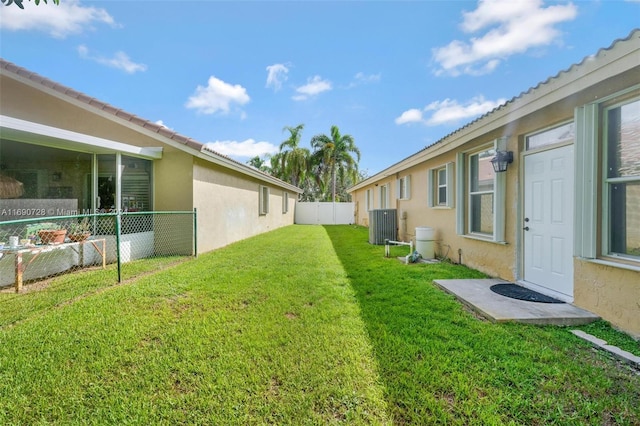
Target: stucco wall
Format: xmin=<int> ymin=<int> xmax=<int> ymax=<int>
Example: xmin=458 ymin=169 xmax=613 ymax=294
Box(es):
xmin=154 ymin=147 xmax=194 ymax=211
xmin=193 ymin=159 xmax=295 ymax=253
xmin=357 ymin=146 xmax=519 ymax=282
xmin=349 ymin=66 xmax=640 ymax=336
xmin=1 ymin=75 xmax=163 ymax=148
xmin=575 ymin=260 xmax=640 ymax=338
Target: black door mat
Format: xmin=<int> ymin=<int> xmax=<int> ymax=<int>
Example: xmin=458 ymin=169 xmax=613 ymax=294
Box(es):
xmin=490 ymin=283 xmax=565 ymax=304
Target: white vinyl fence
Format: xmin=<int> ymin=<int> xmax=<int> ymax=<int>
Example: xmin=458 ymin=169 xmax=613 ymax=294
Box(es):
xmin=295 ymin=202 xmax=354 ymax=225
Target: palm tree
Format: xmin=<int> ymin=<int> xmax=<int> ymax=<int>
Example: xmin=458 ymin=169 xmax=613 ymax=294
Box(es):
xmin=310 ymin=125 xmax=361 ymax=202
xmin=279 ymin=124 xmax=310 ymax=188
xmin=246 ymin=155 xmax=270 ymax=173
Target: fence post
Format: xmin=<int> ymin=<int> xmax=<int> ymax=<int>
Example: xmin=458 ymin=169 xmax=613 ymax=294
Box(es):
xmin=193 ymin=208 xmax=198 ymax=258
xmin=115 ymin=212 xmax=122 ymax=283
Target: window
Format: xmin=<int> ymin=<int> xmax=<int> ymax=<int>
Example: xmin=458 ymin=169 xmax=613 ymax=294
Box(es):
xmin=469 ymin=148 xmax=496 ymax=235
xmin=527 ymin=122 xmax=575 ymax=150
xmin=397 ymin=175 xmax=411 ymax=200
xmin=604 ymin=98 xmax=640 ymax=260
xmin=365 ymin=189 xmax=373 ymax=211
xmin=282 ymin=191 xmax=289 ymax=214
xmin=379 ymin=184 xmax=389 ymax=209
xmin=576 ymin=93 xmax=640 ymax=264
xmin=259 ymin=185 xmax=269 ymax=215
xmin=428 ymin=163 xmax=454 ymax=207
xmin=455 ymin=140 xmax=507 ymax=241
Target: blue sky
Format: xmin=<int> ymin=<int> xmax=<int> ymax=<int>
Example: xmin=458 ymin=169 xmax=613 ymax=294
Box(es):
xmin=1 ymin=0 xmax=638 ymax=176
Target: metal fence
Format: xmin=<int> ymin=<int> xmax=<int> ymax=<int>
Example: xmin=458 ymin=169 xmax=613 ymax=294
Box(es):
xmin=0 ymin=210 xmax=196 ymax=292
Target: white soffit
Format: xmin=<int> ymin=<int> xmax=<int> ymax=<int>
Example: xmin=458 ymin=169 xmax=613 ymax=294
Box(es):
xmin=0 ymin=115 xmax=163 ymax=159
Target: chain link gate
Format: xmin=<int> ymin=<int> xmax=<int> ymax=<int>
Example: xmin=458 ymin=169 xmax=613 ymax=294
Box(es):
xmin=0 ymin=210 xmax=196 ymax=292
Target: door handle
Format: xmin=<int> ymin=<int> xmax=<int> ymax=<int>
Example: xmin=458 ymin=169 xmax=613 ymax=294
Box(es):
xmin=523 ymin=226 xmax=530 ymax=231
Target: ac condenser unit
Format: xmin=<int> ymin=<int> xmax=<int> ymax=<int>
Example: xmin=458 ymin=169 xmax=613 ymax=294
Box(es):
xmin=368 ymin=209 xmax=397 ymax=245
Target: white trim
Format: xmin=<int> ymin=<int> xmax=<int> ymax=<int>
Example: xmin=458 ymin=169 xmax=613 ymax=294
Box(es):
xmin=584 ymin=258 xmax=640 ymax=273
xmin=0 ymin=115 xmax=163 ymax=159
xmin=601 ymin=97 xmax=640 ymax=262
xmin=574 ymin=104 xmax=599 ymax=258
xmin=462 ymin=235 xmax=508 ymax=245
xmin=378 ymin=184 xmax=389 ymax=209
xmin=455 ymin=152 xmax=465 ymax=235
xmin=429 ymin=163 xmax=455 ymax=209
xmin=282 ymin=191 xmax=289 ymax=214
xmin=397 ymin=175 xmax=411 ymax=200
xmin=259 ymin=185 xmax=270 ymax=215
xmin=494 ymin=137 xmax=507 ymax=243
xmin=467 ymin=144 xmax=496 ymax=239
xmin=446 ymin=162 xmax=455 ymax=208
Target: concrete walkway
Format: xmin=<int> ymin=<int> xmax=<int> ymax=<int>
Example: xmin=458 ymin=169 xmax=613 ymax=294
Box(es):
xmin=433 ymin=278 xmax=599 ymax=326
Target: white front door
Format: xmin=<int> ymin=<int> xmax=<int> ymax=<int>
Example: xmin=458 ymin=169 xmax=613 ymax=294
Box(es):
xmin=523 ymin=145 xmax=574 ymax=297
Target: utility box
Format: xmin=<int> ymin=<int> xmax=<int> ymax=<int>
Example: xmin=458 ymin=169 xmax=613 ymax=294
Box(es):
xmin=415 ymin=226 xmax=435 ymax=259
xmin=369 ymin=209 xmax=397 ymax=244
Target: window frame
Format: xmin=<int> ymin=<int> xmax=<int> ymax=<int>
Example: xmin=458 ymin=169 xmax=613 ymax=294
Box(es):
xmin=378 ymin=183 xmax=389 ymax=209
xmin=428 ymin=162 xmax=454 ymax=208
xmin=575 ymin=86 xmax=640 ymax=270
xmin=365 ymin=188 xmax=373 ymax=211
xmin=259 ymin=185 xmax=270 ymax=215
xmin=455 ymin=138 xmax=507 ymax=242
xmin=602 ymin=97 xmax=640 ymax=262
xmin=397 ymin=175 xmax=411 ymax=200
xmin=282 ymin=191 xmax=289 ymax=214
xmin=468 ymin=147 xmax=496 ymax=237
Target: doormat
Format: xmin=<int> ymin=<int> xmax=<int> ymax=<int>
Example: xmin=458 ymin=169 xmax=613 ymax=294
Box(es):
xmin=489 ymin=283 xmax=565 ymax=304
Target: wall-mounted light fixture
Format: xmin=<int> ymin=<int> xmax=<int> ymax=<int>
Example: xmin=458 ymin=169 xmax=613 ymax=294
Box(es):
xmin=490 ymin=151 xmax=513 ymax=173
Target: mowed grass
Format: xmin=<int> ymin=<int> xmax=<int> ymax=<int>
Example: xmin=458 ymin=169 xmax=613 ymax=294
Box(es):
xmin=324 ymin=225 xmax=640 ymax=425
xmin=0 ymin=226 xmax=388 ymax=424
xmin=0 ymin=225 xmax=638 ymax=425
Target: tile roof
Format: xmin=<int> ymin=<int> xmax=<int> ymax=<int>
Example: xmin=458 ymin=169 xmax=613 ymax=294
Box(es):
xmin=0 ymin=58 xmax=208 ymax=151
xmin=0 ymin=58 xmax=300 ymax=190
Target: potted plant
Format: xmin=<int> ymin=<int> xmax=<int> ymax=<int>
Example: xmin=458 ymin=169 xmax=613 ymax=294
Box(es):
xmin=68 ymin=218 xmax=92 ymax=242
xmin=38 ymin=228 xmax=67 ymax=244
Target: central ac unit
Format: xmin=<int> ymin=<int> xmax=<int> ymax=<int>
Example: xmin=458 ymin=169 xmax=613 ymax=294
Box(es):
xmin=368 ymin=209 xmax=397 ymax=245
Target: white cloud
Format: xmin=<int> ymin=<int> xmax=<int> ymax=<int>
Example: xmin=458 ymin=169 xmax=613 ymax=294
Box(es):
xmin=432 ymin=0 xmax=577 ymax=76
xmin=292 ymin=75 xmax=332 ymax=101
xmin=0 ymin=0 xmax=117 ymax=38
xmin=265 ymin=63 xmax=289 ymax=91
xmin=77 ymin=45 xmax=147 ymax=74
xmin=205 ymin=139 xmax=278 ymax=159
xmin=185 ymin=76 xmax=250 ymax=115
xmin=396 ymin=96 xmax=506 ymax=126
xmin=394 ymin=109 xmax=423 ymax=125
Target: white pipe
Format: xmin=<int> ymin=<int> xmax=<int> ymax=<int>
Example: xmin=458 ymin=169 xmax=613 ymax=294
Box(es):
xmin=384 ymin=239 xmax=414 ymax=258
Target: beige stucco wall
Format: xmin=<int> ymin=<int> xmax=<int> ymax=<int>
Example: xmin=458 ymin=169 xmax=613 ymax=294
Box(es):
xmin=575 ymin=260 xmax=640 ymax=338
xmin=0 ymin=75 xmax=163 ymax=149
xmin=154 ymin=147 xmax=194 ymax=211
xmin=193 ymin=158 xmax=296 ymax=253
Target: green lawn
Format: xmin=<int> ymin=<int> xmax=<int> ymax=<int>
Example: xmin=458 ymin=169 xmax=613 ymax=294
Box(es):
xmin=0 ymin=225 xmax=638 ymax=425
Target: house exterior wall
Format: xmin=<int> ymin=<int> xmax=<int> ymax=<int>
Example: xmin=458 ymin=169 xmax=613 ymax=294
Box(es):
xmin=574 ymin=260 xmax=639 ymax=338
xmin=154 ymin=147 xmax=194 ymax=211
xmin=350 ymin=34 xmax=640 ymax=337
xmin=0 ymin=75 xmax=163 ymax=149
xmin=193 ymin=158 xmax=296 ymax=253
xmin=2 ymin=67 xmax=301 ymax=257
